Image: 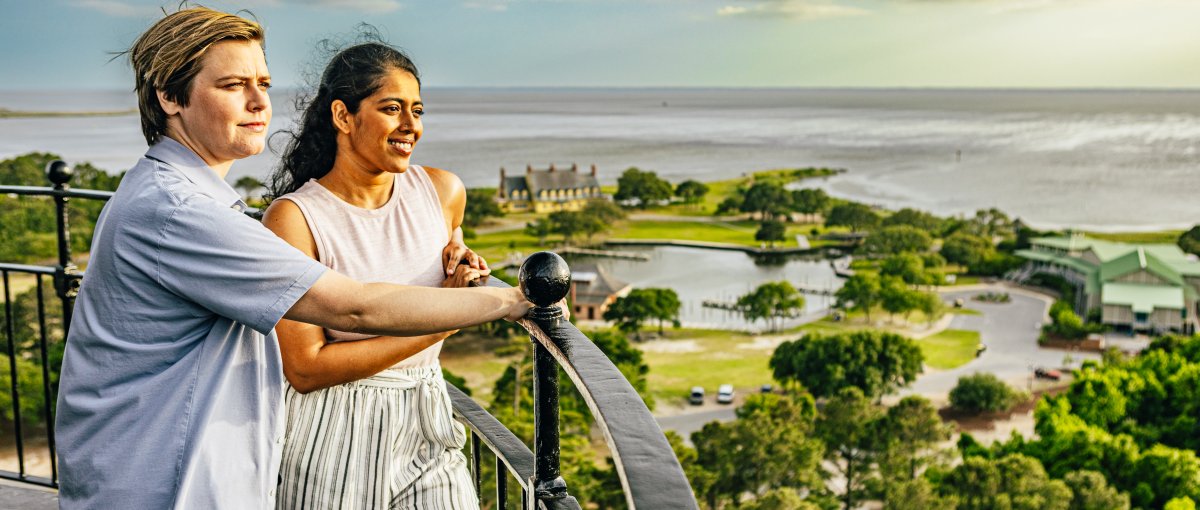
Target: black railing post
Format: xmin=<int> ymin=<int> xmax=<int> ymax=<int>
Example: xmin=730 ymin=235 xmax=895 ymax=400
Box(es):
xmin=47 ymin=160 xmax=82 ymax=337
xmin=518 ymin=252 xmax=580 ymax=510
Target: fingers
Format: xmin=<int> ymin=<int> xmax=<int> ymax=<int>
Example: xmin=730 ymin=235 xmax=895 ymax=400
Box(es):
xmin=442 ymin=264 xmax=486 ymax=288
xmin=443 ymin=245 xmax=467 ymax=276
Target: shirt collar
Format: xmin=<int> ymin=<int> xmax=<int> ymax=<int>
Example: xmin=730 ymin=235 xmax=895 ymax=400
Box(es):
xmin=145 ymin=137 xmax=247 ymax=210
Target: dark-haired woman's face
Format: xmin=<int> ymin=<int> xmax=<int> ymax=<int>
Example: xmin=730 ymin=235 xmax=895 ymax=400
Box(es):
xmin=344 ymin=69 xmax=423 ymax=174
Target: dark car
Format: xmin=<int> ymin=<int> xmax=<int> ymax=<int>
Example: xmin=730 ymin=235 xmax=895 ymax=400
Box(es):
xmin=1034 ymin=367 xmax=1062 ymax=381
xmin=689 ymin=386 xmax=705 ymax=405
xmin=760 ymin=384 xmax=774 ymax=394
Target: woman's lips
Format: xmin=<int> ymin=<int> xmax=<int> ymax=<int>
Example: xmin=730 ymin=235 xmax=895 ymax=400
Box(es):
xmin=240 ymin=122 xmax=266 ymax=133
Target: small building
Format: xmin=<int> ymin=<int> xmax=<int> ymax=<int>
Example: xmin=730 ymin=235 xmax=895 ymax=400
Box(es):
xmin=498 ymin=163 xmax=603 ymax=213
xmin=570 ymin=263 xmax=631 ymax=321
xmin=1014 ymin=233 xmax=1200 ymax=334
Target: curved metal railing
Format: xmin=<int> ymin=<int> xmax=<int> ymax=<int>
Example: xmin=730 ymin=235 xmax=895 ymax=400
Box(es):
xmin=0 ymin=161 xmax=697 ymax=509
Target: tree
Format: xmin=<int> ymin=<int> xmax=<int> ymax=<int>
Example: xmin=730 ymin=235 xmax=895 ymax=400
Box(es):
xmin=915 ymin=291 xmax=946 ymax=325
xmin=941 ymin=233 xmax=995 ymax=270
xmin=881 ymin=252 xmax=928 ymax=286
xmin=878 ymin=395 xmax=951 ymax=482
xmin=816 ymin=386 xmax=884 ymax=510
xmin=862 ymin=225 xmax=933 ymax=256
xmin=234 ymin=175 xmax=263 ymax=201
xmin=525 ymin=219 xmax=552 ymax=246
xmin=582 ymin=199 xmax=625 ymax=224
xmin=714 ymin=195 xmax=743 ymax=216
xmin=740 ymin=181 xmax=790 ymax=220
xmin=756 ymin=220 xmax=787 ymax=248
xmin=769 ymin=330 xmax=924 ymax=399
xmin=675 ymin=179 xmax=709 ymax=205
xmin=648 ymin=288 xmax=681 ymax=335
xmin=938 ymin=454 xmax=1072 ymax=510
xmin=826 ymin=203 xmax=881 ymax=232
xmin=463 ymin=187 xmax=504 ymax=227
xmin=602 ymin=289 xmax=657 ymax=339
xmin=1063 ymin=470 xmax=1130 ymax=510
xmin=689 ymin=393 xmax=827 ymax=509
xmin=882 ymin=208 xmax=945 ymax=233
xmin=790 ymin=188 xmax=831 ymax=220
xmin=737 ymin=281 xmax=804 ymax=332
xmin=949 ymin=373 xmax=1022 ymax=414
xmin=879 ymin=275 xmax=919 ymax=322
xmin=1179 ymin=226 xmax=1200 ymax=257
xmin=614 ymin=167 xmax=672 ymax=208
xmin=835 ymin=272 xmax=881 ymax=323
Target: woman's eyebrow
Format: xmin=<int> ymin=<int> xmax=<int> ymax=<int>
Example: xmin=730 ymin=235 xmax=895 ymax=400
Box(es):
xmin=216 ymin=74 xmax=271 ymax=82
xmin=377 ymin=97 xmax=422 ymax=106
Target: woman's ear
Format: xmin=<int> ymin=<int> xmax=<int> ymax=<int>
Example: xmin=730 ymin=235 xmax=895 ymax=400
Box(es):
xmin=331 ymin=99 xmax=352 ymax=135
xmin=157 ymin=90 xmax=182 ymax=116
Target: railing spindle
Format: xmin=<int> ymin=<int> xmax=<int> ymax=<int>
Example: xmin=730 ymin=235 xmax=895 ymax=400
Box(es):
xmin=3 ymin=270 xmax=26 ymax=477
xmin=471 ymin=431 xmax=482 ymax=501
xmin=496 ymin=455 xmax=508 ymax=509
xmin=35 ymin=275 xmax=57 ymax=484
xmin=47 ymin=161 xmax=81 ymax=339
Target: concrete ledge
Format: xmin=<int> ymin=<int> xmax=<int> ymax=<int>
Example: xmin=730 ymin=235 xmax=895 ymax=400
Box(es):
xmin=0 ymin=478 xmax=56 ymax=510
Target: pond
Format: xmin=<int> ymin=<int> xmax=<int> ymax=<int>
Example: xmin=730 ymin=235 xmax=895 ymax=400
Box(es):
xmin=563 ymin=245 xmax=843 ymax=331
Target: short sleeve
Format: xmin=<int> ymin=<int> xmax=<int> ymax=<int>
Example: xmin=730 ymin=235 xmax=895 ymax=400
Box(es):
xmin=154 ymin=194 xmax=328 ymax=334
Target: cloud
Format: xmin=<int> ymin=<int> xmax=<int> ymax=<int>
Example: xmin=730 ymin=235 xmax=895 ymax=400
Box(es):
xmin=69 ymin=0 xmax=147 ymax=17
xmin=717 ymin=0 xmax=871 ymax=20
xmin=289 ymin=0 xmax=403 ymax=12
xmin=463 ymin=0 xmax=512 ymax=10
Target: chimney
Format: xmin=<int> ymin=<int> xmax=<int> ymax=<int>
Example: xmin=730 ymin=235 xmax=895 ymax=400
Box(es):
xmin=498 ymin=167 xmax=506 ymax=197
xmin=571 ymin=163 xmax=578 ymax=173
xmin=590 ymin=164 xmax=597 ymax=177
xmin=526 ymin=164 xmax=532 ymax=175
xmin=549 ymin=163 xmax=556 ymax=173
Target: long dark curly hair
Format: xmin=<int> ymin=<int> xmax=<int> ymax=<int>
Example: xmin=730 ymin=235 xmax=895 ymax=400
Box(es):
xmin=268 ymin=39 xmax=420 ymax=199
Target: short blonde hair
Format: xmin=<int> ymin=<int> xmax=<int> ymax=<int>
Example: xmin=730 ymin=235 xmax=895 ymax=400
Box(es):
xmin=128 ymin=7 xmax=264 ymax=145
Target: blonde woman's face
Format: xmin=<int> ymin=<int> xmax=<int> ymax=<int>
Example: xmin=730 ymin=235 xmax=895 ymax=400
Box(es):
xmin=168 ymin=40 xmax=272 ymax=168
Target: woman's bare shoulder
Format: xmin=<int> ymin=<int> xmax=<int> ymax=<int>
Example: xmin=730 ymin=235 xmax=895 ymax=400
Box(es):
xmin=262 ymin=198 xmax=318 ymax=258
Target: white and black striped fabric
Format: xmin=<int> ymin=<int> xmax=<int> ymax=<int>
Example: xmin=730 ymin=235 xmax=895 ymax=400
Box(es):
xmin=277 ymin=366 xmax=479 ymax=509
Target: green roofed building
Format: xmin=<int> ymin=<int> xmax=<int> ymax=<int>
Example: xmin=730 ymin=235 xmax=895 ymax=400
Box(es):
xmin=1014 ymin=233 xmax=1200 ymax=334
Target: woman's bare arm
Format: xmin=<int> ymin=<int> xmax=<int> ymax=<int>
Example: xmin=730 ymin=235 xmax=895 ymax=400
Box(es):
xmin=264 ymin=198 xmax=527 ymax=392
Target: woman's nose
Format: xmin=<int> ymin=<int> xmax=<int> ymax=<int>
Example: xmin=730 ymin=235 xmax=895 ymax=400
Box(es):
xmin=247 ymin=86 xmax=269 ymax=112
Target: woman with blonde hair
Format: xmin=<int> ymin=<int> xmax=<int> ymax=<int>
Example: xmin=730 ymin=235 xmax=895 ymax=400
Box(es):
xmin=55 ymin=9 xmax=529 ymax=509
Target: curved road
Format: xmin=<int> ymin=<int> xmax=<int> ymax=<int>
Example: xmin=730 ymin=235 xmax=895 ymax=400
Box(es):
xmin=657 ymin=283 xmax=1096 ymax=439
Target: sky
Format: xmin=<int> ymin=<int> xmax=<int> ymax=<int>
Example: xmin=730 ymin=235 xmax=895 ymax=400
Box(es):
xmin=1 ymin=0 xmax=1199 ymax=90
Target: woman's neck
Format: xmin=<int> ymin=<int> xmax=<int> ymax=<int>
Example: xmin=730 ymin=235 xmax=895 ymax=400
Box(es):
xmin=318 ymin=157 xmax=396 ymax=209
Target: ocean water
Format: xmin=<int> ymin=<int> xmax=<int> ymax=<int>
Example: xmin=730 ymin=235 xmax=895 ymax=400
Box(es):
xmin=2 ymin=87 xmax=1199 ymax=231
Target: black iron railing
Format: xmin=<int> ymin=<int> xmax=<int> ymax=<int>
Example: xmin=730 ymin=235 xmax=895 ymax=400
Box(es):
xmin=0 ymin=161 xmax=697 ymax=509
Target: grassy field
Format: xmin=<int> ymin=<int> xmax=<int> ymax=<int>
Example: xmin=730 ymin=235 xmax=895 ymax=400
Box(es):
xmin=636 ymin=328 xmax=779 ymax=405
xmin=1083 ymin=230 xmax=1184 ymax=245
xmin=918 ymin=329 xmax=981 ymax=370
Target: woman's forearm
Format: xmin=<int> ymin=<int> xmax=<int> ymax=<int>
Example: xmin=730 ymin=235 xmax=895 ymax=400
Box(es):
xmin=286 ymin=332 xmax=453 ymax=393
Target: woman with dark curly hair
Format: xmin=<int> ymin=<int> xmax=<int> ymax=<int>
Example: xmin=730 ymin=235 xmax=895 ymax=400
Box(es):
xmin=263 ymin=41 xmax=486 ymax=509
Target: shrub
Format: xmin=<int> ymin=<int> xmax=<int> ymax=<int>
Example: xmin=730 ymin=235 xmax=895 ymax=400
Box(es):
xmin=950 ymin=373 xmax=1023 ymax=414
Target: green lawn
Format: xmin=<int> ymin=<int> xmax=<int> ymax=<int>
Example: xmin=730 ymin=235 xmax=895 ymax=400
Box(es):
xmin=1083 ymin=230 xmax=1184 ymax=245
xmin=918 ymin=329 xmax=981 ymax=370
xmin=638 ymin=328 xmax=778 ymax=404
xmin=612 ymin=219 xmax=829 ymax=248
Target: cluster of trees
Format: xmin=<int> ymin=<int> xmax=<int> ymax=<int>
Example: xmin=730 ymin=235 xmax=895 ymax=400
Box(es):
xmin=941 ymin=232 xmax=1023 ymax=276
xmin=1179 ymin=226 xmax=1200 ymax=257
xmin=834 ymin=272 xmax=944 ymax=324
xmin=0 ymin=153 xmax=122 ymax=264
xmin=462 ymin=187 xmax=505 ymax=234
xmin=953 ymin=336 xmax=1200 ymax=509
xmin=601 ymin=287 xmax=681 ymax=339
xmin=524 ymin=199 xmax=625 ymax=246
xmin=713 ymin=180 xmax=832 ymax=247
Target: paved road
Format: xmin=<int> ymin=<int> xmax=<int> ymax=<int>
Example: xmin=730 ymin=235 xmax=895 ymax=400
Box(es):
xmin=657 ymin=283 xmax=1094 ymax=437
xmin=899 ymin=283 xmax=1099 ymax=400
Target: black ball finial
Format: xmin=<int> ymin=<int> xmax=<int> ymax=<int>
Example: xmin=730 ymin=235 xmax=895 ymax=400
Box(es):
xmin=46 ymin=160 xmax=73 ymax=186
xmin=518 ymin=251 xmax=571 ymax=308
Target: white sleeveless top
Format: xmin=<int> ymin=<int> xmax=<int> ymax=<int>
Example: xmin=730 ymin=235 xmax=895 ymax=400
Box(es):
xmin=278 ymin=165 xmax=450 ymax=369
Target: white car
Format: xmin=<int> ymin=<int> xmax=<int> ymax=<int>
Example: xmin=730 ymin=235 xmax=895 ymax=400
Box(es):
xmin=716 ymin=384 xmax=735 ymax=404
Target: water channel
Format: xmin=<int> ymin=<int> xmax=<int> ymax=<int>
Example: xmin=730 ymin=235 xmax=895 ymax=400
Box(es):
xmin=563 ymin=245 xmax=844 ymax=331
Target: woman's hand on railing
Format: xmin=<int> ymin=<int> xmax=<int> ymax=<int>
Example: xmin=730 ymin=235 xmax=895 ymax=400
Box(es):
xmin=442 ymin=262 xmax=490 ymax=289
xmin=442 ymin=239 xmax=488 ymax=276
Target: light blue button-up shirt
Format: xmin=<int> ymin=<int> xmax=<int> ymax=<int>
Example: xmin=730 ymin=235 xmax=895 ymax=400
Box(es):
xmin=55 ymin=138 xmax=328 ymax=509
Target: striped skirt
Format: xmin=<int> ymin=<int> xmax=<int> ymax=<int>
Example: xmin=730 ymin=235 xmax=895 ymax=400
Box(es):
xmin=276 ymin=366 xmax=479 ymax=510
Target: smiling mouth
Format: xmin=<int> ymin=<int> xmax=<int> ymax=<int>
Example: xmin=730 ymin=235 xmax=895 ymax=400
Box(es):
xmin=389 ymin=140 xmax=414 ymax=153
